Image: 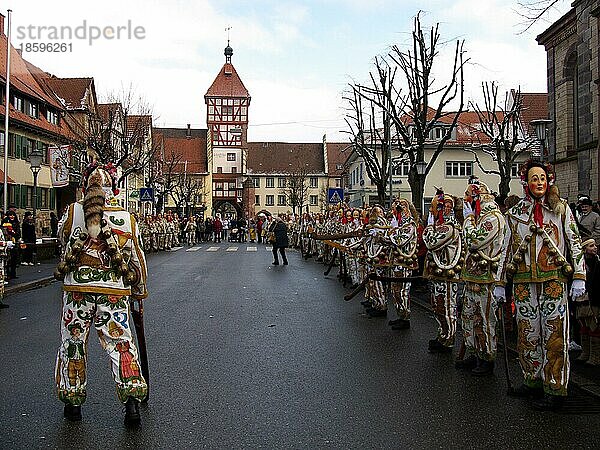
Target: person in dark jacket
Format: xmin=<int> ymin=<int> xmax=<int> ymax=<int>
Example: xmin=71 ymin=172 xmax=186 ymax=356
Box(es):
xmin=3 ymin=208 xmax=20 ymax=278
xmin=50 ymin=211 xmax=59 ymax=238
xmin=269 ymin=216 xmax=289 ymax=265
xmin=576 ymin=238 xmax=600 ymax=365
xmin=21 ymin=211 xmax=36 ymax=265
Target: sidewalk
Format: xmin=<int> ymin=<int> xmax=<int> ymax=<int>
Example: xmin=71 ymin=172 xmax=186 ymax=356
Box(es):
xmin=410 ymin=285 xmax=600 ymax=399
xmin=4 ymin=258 xmax=59 ymax=296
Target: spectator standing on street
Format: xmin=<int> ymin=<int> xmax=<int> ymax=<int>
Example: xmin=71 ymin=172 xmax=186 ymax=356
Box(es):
xmin=578 ymin=197 xmax=600 ymax=245
xmin=50 ymin=211 xmax=59 ymax=238
xmin=3 ymin=209 xmax=20 ymax=279
xmin=575 ymin=239 xmax=600 ymax=366
xmin=213 ymin=215 xmax=223 ymax=243
xmin=257 ymin=217 xmax=263 ymax=244
xmin=21 ymin=211 xmax=36 ymax=265
xmin=269 ymin=216 xmax=289 ymax=265
xmin=222 ymin=216 xmax=229 ymax=242
xmin=0 ymin=222 xmax=12 ymax=308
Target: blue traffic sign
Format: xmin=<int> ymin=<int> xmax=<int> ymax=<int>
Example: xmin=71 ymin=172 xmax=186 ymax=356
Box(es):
xmin=139 ymin=187 xmax=154 ymax=202
xmin=327 ymin=188 xmax=344 ymax=204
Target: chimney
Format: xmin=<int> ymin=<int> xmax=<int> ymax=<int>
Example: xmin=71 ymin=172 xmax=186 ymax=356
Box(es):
xmin=186 ymin=123 xmax=191 ymax=139
xmin=0 ymin=13 xmax=5 ymax=37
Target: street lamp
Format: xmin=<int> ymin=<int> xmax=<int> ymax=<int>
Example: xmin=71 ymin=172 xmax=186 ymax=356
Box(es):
xmin=415 ymin=160 xmax=427 ymax=175
xmin=414 ymin=160 xmax=427 ymax=215
xmin=530 ymin=119 xmax=552 ymax=162
xmin=28 ymin=147 xmax=43 ymax=222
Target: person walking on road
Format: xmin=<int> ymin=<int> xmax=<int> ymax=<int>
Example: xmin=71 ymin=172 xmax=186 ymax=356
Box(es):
xmin=269 ymin=216 xmax=289 ymax=265
xmin=54 ymin=162 xmax=149 ymax=425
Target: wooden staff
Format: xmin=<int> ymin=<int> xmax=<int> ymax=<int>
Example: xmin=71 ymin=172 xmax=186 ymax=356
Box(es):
xmin=130 ymin=298 xmax=150 ymax=402
xmin=343 ymin=273 xmax=423 ymax=301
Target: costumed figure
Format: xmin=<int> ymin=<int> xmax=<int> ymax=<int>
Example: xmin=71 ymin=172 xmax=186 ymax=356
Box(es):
xmin=362 ymin=205 xmax=390 ymax=317
xmin=423 ymin=189 xmax=463 ymax=353
xmin=345 ymin=209 xmax=365 ymax=288
xmin=457 ymin=177 xmax=506 ymax=375
xmin=0 ymin=224 xmax=13 ymax=308
xmin=54 ymin=162 xmax=148 ymax=425
xmin=496 ymin=160 xmax=585 ymax=410
xmin=387 ymin=198 xmax=419 ymax=330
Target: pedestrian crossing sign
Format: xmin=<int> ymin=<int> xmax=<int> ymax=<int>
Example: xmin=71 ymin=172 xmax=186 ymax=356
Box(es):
xmin=139 ymin=187 xmax=154 ymax=202
xmin=327 ymin=188 xmax=344 ymax=204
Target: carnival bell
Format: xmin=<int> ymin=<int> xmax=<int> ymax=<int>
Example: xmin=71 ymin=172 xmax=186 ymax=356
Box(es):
xmin=562 ymin=264 xmax=574 ymax=276
xmin=107 ymin=243 xmax=118 ymax=255
xmin=78 ymin=232 xmax=88 ymax=242
xmin=57 ymin=261 xmax=69 ymax=274
xmin=125 ymin=271 xmax=136 ymax=285
xmin=556 ymin=256 xmax=566 ymax=267
xmin=529 ymin=224 xmax=537 ymax=233
xmin=491 ymin=262 xmax=499 ymax=271
xmin=543 ymin=237 xmax=550 ymax=245
xmin=513 ymin=254 xmax=523 ymax=264
xmin=65 ymin=252 xmax=77 ymax=264
xmin=478 ymin=260 xmax=489 ymax=269
xmin=112 ymin=253 xmax=123 ymax=265
xmin=536 ymin=226 xmax=544 ymax=234
xmin=71 ymin=242 xmax=83 ymax=253
xmin=103 ymin=230 xmax=112 ymax=240
xmin=549 ymin=248 xmax=558 ymax=256
xmin=506 ymin=263 xmax=517 ymax=275
xmin=446 ymin=269 xmax=455 ymax=278
xmin=53 ymin=269 xmax=65 ymax=281
xmin=454 ymin=265 xmax=462 ymax=272
xmin=434 ymin=268 xmax=444 ymax=276
xmin=524 ymin=235 xmax=532 ymax=242
xmin=120 ymin=263 xmax=129 ymax=275
xmin=101 ymin=219 xmax=108 ymax=227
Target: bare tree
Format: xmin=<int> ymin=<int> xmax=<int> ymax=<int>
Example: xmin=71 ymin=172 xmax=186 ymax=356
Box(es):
xmin=345 ymin=12 xmax=467 ymax=210
xmin=86 ymin=87 xmax=159 ymax=185
xmin=146 ymin=142 xmax=182 ymax=213
xmin=464 ymin=82 xmax=537 ymax=200
xmin=171 ymin=172 xmax=204 ymax=217
xmin=279 ymin=168 xmax=310 ymax=216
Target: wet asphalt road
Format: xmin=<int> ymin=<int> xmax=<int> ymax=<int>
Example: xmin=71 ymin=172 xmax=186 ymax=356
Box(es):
xmin=1 ymin=243 xmax=600 ymax=449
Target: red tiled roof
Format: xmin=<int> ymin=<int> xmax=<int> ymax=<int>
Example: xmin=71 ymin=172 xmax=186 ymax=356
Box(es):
xmin=519 ymin=92 xmax=548 ymax=136
xmin=126 ymin=115 xmax=153 ymax=133
xmin=0 ymin=36 xmax=79 ymax=141
xmin=97 ymin=103 xmax=122 ymax=123
xmin=205 ymin=63 xmax=250 ymax=98
xmin=325 ymin=142 xmax=350 ymax=176
xmin=153 ymin=127 xmax=208 ymax=174
xmin=42 ymin=77 xmax=94 ymax=110
xmin=0 ymin=168 xmax=14 ymax=184
xmin=247 ymin=142 xmax=325 ymax=174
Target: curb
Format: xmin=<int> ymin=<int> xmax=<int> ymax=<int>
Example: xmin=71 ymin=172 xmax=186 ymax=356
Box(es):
xmin=5 ymin=276 xmax=56 ymax=296
xmin=410 ymin=293 xmax=600 ymax=400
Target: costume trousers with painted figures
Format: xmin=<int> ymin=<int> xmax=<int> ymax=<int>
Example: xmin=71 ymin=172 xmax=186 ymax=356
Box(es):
xmin=366 ymin=266 xmax=386 ymax=310
xmin=55 ymin=291 xmax=148 ymax=406
xmin=462 ymin=283 xmax=498 ymax=361
xmin=348 ymin=256 xmax=361 ymax=286
xmin=513 ymin=281 xmax=570 ymax=396
xmin=431 ymin=280 xmax=458 ymax=347
xmin=391 ymin=266 xmax=411 ymax=320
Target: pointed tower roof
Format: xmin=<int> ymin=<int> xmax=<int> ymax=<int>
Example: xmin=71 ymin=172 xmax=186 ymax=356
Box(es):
xmin=205 ymin=42 xmax=250 ymax=98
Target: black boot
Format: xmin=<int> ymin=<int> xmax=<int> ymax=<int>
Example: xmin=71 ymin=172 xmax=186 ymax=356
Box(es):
xmin=471 ymin=358 xmax=495 ymax=376
xmin=360 ymin=300 xmax=372 ymax=308
xmin=0 ymin=302 xmax=9 ymax=309
xmin=428 ymin=339 xmax=452 ymax=353
xmin=531 ymin=394 xmax=565 ymax=411
xmin=124 ymin=397 xmax=141 ymax=426
xmin=391 ymin=319 xmax=410 ymax=330
xmin=455 ymin=354 xmax=478 ymax=370
xmin=510 ymin=383 xmax=544 ymax=399
xmin=64 ymin=404 xmax=82 ymax=421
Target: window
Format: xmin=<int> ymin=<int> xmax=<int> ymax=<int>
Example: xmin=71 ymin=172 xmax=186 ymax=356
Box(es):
xmin=392 ymin=160 xmax=410 ymax=176
xmin=309 ymin=177 xmax=318 ymax=188
xmin=334 ymin=178 xmax=341 ymax=188
xmin=255 ymin=195 xmax=260 ymax=206
xmin=277 ymin=195 xmax=286 ymax=206
xmin=310 ymin=195 xmax=318 ymax=206
xmin=40 ymin=142 xmax=49 ymax=164
xmin=231 ymin=166 xmax=237 ymax=174
xmin=13 ymin=95 xmax=23 ymax=112
xmin=215 ymin=182 xmax=223 ymax=190
xmin=227 ymin=153 xmax=236 ymax=161
xmin=445 ymin=161 xmax=473 ymax=178
xmin=217 ymin=167 xmax=223 ymax=173
xmin=266 ymin=195 xmax=274 ymax=206
xmin=266 ymin=177 xmax=274 ymax=188
xmin=278 ymin=177 xmax=286 ymax=188
xmin=511 ymin=163 xmax=519 ymax=178
xmin=26 ymin=100 xmax=38 ymax=118
xmin=253 ymin=177 xmax=260 ymax=188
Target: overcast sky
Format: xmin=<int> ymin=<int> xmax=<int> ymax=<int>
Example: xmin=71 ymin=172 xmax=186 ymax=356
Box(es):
xmin=5 ymin=0 xmax=567 ymax=143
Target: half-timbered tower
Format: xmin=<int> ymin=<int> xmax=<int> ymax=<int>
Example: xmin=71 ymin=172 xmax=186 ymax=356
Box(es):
xmin=204 ymin=41 xmax=251 ymax=217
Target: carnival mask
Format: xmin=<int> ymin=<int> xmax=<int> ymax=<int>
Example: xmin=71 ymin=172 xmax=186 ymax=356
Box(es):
xmin=527 ymin=166 xmax=548 ymax=199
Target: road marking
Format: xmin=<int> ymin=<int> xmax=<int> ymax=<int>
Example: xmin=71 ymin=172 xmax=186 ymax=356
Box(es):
xmin=247 ymin=247 xmax=257 ymax=252
xmin=226 ymin=247 xmax=238 ymax=252
xmin=207 ymin=247 xmax=220 ymax=252
xmin=186 ymin=247 xmax=201 ymax=252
